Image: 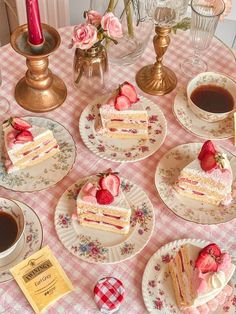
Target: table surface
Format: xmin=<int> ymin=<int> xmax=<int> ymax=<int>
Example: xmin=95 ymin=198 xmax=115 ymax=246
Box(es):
xmin=0 ymin=27 xmax=236 ymax=314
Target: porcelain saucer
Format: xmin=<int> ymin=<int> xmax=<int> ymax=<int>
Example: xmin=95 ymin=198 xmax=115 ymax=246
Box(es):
xmin=0 ymin=199 xmax=43 ymax=283
xmin=55 ymin=176 xmax=154 ymax=264
xmin=142 ymin=238 xmax=236 ymax=313
xmin=79 ymin=95 xmax=167 ymax=162
xmin=155 ymin=142 xmax=236 ymax=225
xmin=0 ymin=116 xmax=76 ymax=192
xmin=173 ymin=88 xmax=234 ymax=140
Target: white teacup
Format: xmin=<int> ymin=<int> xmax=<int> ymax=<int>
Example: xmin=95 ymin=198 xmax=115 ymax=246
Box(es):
xmin=187 ymin=72 xmax=236 ymax=122
xmin=0 ymin=198 xmax=25 ymax=258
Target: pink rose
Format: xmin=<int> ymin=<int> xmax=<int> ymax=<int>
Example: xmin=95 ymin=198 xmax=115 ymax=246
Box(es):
xmin=72 ymin=23 xmax=97 ymax=50
xmin=86 ymin=10 xmax=102 ymax=27
xmin=101 ymin=12 xmax=123 ymax=39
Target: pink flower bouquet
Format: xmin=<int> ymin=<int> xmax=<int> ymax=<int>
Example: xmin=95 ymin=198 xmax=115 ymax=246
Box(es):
xmin=69 ymin=10 xmax=123 ymax=50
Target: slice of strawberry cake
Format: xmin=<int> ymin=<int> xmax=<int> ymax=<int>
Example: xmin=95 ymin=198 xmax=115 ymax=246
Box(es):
xmin=169 ymin=243 xmax=235 ymax=313
xmin=175 ymin=141 xmax=233 ymax=206
xmin=2 ymin=117 xmax=59 ymax=173
xmin=97 ymin=82 xmax=149 ymax=139
xmin=76 ymin=170 xmax=131 ymax=235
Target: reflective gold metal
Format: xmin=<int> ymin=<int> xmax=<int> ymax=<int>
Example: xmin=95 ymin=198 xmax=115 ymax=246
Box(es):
xmin=136 ymin=26 xmax=177 ymax=96
xmin=10 ymin=23 xmax=67 ymax=112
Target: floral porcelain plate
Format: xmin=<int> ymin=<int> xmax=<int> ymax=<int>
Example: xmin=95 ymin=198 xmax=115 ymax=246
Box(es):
xmin=142 ymin=238 xmax=236 ymax=313
xmin=55 ymin=176 xmax=154 ymax=264
xmin=173 ymin=88 xmax=234 ymax=140
xmin=0 ymin=199 xmax=43 ymax=283
xmin=155 ymin=142 xmax=236 ymax=224
xmin=79 ymin=96 xmax=167 ymax=162
xmin=0 ymin=116 xmax=76 ymax=192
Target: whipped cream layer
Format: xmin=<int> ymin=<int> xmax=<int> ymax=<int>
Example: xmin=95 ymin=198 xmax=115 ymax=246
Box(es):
xmin=2 ymin=120 xmax=59 ymax=173
xmin=188 ymin=244 xmax=235 ymax=307
xmin=176 ymin=157 xmax=233 ymax=206
xmin=99 ymin=103 xmax=149 ymax=139
xmin=77 ymin=176 xmax=131 ymax=234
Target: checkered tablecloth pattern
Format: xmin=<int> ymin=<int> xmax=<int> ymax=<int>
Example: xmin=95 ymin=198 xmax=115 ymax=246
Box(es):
xmin=0 ymin=27 xmax=236 ymax=314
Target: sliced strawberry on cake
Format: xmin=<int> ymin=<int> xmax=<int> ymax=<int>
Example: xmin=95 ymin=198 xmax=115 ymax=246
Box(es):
xmin=76 ymin=170 xmax=131 ymax=234
xmin=175 ymin=141 xmax=233 ymax=206
xmin=2 ymin=117 xmax=60 ymax=173
xmin=97 ymin=82 xmax=149 ymax=139
xmin=168 ymin=242 xmax=235 ymax=313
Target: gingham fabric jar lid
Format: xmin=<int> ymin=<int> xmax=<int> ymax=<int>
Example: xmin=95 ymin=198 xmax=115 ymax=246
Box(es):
xmin=94 ymin=277 xmax=125 ymax=313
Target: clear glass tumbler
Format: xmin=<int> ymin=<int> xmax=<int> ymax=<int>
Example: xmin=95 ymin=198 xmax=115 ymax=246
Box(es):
xmin=181 ymin=0 xmax=225 ymax=77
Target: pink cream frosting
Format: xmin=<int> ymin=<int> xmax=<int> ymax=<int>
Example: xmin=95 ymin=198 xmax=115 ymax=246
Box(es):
xmin=193 ymin=252 xmax=231 ymax=295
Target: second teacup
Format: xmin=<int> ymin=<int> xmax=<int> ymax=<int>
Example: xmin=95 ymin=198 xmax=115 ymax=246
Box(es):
xmin=187 ymin=72 xmax=236 ymax=122
xmin=0 ymin=197 xmax=25 ymax=259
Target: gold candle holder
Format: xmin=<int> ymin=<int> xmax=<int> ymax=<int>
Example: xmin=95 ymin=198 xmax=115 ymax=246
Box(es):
xmin=136 ymin=26 xmax=177 ymax=96
xmin=10 ymin=23 xmax=67 ymax=112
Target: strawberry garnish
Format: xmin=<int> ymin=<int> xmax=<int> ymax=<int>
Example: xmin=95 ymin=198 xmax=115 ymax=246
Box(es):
xmin=195 ymin=253 xmax=218 ymax=273
xmin=200 ymin=152 xmax=217 ymax=172
xmin=11 ymin=117 xmax=32 ymax=131
xmin=114 ymin=95 xmax=131 ymax=111
xmin=15 ymin=130 xmax=33 ymax=143
xmin=200 ymin=243 xmax=221 ymax=257
xmin=96 ymin=189 xmax=114 ymax=205
xmin=195 ymin=243 xmax=222 ymax=274
xmin=119 ymin=81 xmax=139 ymax=104
xmin=99 ymin=173 xmax=120 ymax=197
xmin=198 ymin=140 xmax=216 ymax=161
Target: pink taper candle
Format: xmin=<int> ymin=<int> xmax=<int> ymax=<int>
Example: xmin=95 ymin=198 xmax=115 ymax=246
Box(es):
xmin=25 ymin=0 xmax=44 ymax=45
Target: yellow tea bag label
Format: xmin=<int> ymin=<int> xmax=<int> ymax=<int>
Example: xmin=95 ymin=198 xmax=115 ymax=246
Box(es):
xmin=10 ymin=246 xmax=73 ymax=313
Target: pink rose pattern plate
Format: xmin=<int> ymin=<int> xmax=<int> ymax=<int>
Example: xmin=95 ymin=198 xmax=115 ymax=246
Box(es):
xmin=79 ymin=96 xmax=167 ymax=162
xmin=54 ymin=176 xmax=154 ymax=264
xmin=155 ymin=143 xmax=236 ymax=225
xmin=142 ymin=238 xmax=236 ymax=313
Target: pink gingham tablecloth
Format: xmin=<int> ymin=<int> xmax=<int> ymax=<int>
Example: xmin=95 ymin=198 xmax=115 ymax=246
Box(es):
xmin=0 ymin=27 xmax=236 ymax=314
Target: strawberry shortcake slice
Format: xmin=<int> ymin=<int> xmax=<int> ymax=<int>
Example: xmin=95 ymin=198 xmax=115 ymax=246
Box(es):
xmin=76 ymin=170 xmax=131 ymax=234
xmin=175 ymin=140 xmax=233 ymax=206
xmin=169 ymin=243 xmax=235 ymax=313
xmin=2 ymin=117 xmax=59 ymax=173
xmin=98 ymin=82 xmax=149 ymax=140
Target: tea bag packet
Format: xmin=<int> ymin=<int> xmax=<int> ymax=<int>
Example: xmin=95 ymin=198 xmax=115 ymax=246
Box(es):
xmin=10 ymin=246 xmax=73 ymax=313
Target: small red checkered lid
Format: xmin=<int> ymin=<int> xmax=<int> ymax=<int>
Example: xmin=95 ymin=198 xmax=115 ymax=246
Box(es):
xmin=94 ymin=277 xmax=125 ymax=313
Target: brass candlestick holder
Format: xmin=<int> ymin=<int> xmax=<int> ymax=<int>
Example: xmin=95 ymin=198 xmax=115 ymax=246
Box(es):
xmin=136 ymin=26 xmax=177 ymax=96
xmin=10 ymin=23 xmax=67 ymax=112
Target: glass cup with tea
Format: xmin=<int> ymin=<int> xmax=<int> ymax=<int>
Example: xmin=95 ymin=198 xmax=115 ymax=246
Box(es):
xmin=187 ymin=72 xmax=236 ymax=123
xmin=0 ymin=198 xmax=25 ymax=258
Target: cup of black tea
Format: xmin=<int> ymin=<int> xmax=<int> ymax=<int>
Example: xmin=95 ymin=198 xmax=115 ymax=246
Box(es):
xmin=0 ymin=197 xmax=25 ymax=258
xmin=187 ymin=72 xmax=236 ymax=122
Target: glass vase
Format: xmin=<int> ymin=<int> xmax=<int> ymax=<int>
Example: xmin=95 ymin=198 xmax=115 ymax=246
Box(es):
xmin=73 ymin=44 xmax=109 ymax=94
xmin=90 ymin=0 xmax=153 ymax=65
